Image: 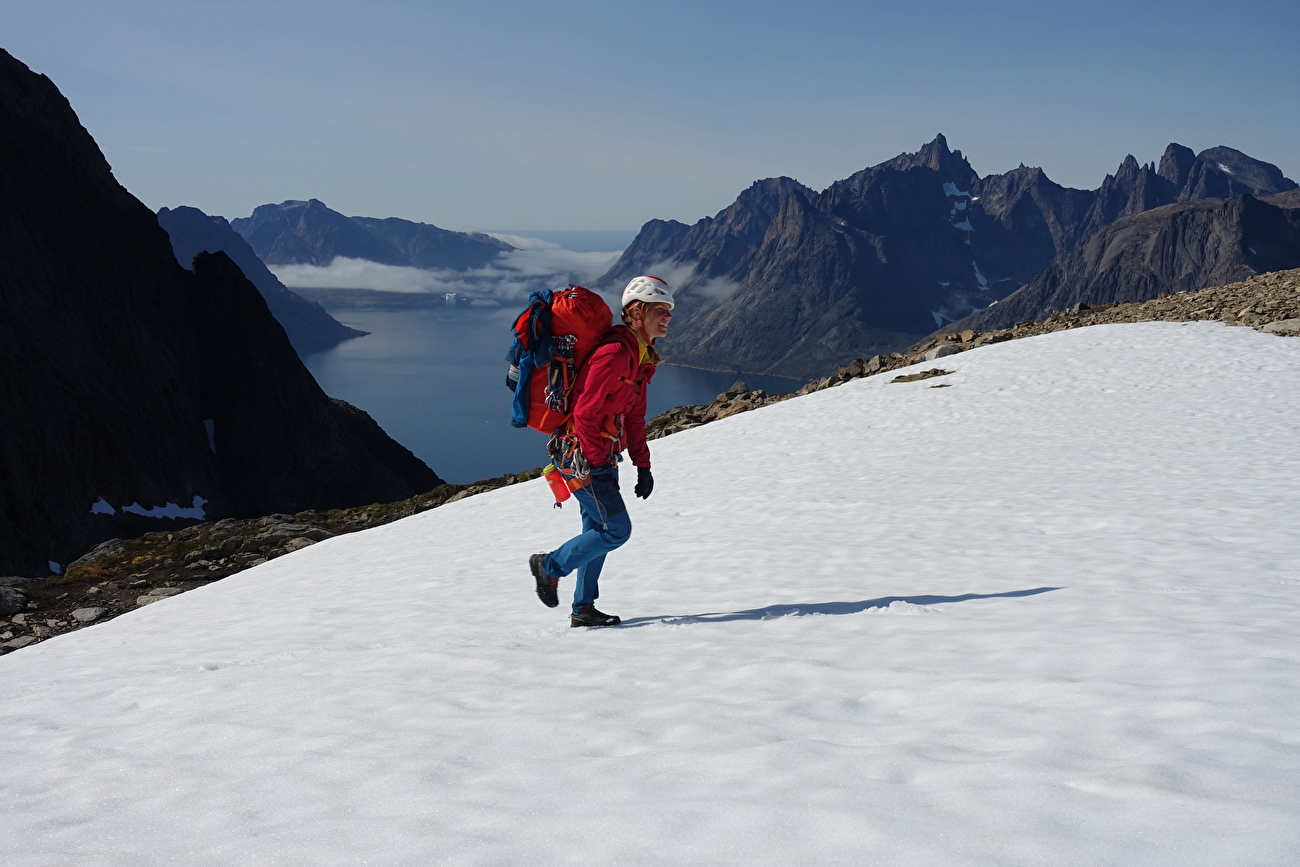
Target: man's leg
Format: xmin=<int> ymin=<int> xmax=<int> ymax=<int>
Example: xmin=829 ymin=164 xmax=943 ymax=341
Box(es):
xmin=573 ymin=553 xmax=606 ymax=613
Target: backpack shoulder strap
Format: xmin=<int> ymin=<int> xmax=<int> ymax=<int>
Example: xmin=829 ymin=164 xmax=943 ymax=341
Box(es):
xmin=600 ymin=325 xmax=642 ymax=388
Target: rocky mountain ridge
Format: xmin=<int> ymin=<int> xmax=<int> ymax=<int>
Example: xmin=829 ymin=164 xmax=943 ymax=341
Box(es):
xmin=158 ymin=205 xmax=366 ymax=355
xmin=599 ymin=135 xmax=1296 ymax=378
xmin=231 ymin=199 xmax=515 ymax=270
xmin=942 ymin=191 xmax=1300 ymax=334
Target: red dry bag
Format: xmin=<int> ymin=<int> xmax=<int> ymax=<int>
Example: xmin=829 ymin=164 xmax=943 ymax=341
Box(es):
xmin=510 ymin=285 xmax=614 ymax=434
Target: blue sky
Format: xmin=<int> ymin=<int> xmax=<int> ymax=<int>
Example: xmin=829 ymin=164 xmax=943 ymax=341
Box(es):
xmin=4 ymin=0 xmax=1297 ymax=231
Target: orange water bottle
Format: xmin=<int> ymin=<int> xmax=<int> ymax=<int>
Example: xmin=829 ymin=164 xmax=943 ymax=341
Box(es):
xmin=542 ymin=464 xmax=572 ymax=507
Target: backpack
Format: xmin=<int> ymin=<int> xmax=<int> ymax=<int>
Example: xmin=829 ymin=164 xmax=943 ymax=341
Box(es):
xmin=506 ymin=285 xmax=618 ymax=434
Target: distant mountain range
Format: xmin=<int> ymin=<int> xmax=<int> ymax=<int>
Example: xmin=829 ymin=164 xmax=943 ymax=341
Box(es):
xmin=596 ymin=135 xmax=1298 ymax=377
xmin=0 ymin=48 xmax=441 ymax=576
xmin=231 ymin=199 xmax=515 ymax=270
xmin=158 ymin=205 xmax=367 ymax=355
xmin=217 ymin=145 xmax=1299 ymax=381
xmin=945 ymin=190 xmax=1300 ymax=334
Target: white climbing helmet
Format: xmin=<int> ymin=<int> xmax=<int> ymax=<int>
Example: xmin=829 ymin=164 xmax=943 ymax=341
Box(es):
xmin=621 ymin=275 xmax=674 ymax=310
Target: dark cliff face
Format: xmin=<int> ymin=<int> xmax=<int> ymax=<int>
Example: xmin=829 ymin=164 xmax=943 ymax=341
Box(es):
xmin=231 ymin=199 xmax=513 ymax=271
xmin=157 ymin=206 xmax=366 ymax=356
xmin=0 ymin=48 xmax=441 ymax=575
xmin=944 ymin=194 xmax=1300 ymax=333
xmin=600 ymin=134 xmax=1297 ymax=378
xmin=187 ymin=253 xmax=441 ymax=516
xmin=1159 ymin=143 xmax=1197 ymax=190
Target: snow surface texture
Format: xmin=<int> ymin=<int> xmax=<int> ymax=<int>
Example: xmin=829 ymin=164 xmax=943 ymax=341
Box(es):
xmin=4 ymin=322 xmax=1299 ymax=866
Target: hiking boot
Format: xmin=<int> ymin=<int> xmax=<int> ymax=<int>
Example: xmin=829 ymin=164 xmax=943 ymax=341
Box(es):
xmin=530 ymin=553 xmax=559 ymax=608
xmin=570 ymin=605 xmax=621 ymax=627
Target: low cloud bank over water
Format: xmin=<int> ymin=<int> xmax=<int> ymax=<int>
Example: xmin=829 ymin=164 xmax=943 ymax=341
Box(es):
xmin=270 ymin=235 xmax=622 ymax=305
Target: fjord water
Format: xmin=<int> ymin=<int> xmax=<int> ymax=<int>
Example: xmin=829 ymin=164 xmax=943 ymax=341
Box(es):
xmin=303 ymin=306 xmax=800 ymax=484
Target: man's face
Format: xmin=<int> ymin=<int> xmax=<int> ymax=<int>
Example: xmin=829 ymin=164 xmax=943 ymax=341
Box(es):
xmin=638 ymin=302 xmax=672 ymax=340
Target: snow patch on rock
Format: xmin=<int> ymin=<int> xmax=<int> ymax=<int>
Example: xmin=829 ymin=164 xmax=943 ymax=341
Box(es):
xmin=120 ymin=496 xmax=208 ymax=520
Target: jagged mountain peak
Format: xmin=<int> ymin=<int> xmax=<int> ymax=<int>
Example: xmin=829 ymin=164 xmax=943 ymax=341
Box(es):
xmin=1194 ymin=145 xmax=1297 ymax=195
xmin=1158 ymin=143 xmax=1197 ymax=188
xmin=731 ymin=176 xmax=815 ymax=208
xmin=598 ymin=133 xmax=1297 ymax=378
xmin=694 ymin=177 xmax=815 ymax=239
xmin=883 ymin=133 xmax=966 ymax=173
xmin=830 ymin=135 xmax=978 ymax=200
xmin=1000 ymin=163 xmax=1047 ymax=179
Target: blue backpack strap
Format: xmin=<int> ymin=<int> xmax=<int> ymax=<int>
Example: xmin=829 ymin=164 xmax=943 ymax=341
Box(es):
xmin=509 ymin=289 xmax=554 ymax=428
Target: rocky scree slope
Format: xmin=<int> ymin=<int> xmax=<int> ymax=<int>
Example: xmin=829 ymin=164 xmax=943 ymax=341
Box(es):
xmin=0 ymin=48 xmax=441 ymax=577
xmin=157 ymin=205 xmax=366 ymax=355
xmin=10 ymin=266 xmax=1294 ymax=654
xmin=231 ymin=199 xmax=515 ymax=270
xmin=600 ymin=136 xmax=1295 ymax=379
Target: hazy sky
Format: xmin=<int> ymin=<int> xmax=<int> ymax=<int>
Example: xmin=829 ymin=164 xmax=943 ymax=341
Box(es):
xmin=4 ymin=0 xmax=1297 ymax=231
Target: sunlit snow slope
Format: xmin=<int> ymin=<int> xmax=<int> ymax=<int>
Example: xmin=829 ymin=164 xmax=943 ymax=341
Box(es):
xmin=4 ymin=322 xmax=1299 ymax=866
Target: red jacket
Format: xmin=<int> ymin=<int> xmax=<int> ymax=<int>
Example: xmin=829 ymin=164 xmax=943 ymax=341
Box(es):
xmin=572 ymin=326 xmax=658 ymax=469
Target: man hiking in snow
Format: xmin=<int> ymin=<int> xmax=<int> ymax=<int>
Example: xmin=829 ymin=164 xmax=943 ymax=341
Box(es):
xmin=529 ymin=276 xmax=674 ymax=627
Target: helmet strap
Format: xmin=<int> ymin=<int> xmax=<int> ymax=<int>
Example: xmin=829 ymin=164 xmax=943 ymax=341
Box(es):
xmin=631 ymin=319 xmax=653 ymax=346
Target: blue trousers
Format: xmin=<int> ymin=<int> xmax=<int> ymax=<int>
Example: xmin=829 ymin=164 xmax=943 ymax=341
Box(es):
xmin=542 ymin=480 xmax=632 ymax=613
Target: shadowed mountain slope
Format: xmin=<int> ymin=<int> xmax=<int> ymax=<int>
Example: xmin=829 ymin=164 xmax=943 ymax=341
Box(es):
xmin=157 ymin=206 xmax=366 ymax=355
xmin=942 ymin=193 xmax=1300 ymax=334
xmin=0 ymin=48 xmax=441 ymax=576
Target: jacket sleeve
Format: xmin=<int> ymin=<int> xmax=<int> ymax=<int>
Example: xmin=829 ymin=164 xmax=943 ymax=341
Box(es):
xmin=624 ymin=364 xmax=655 ymax=468
xmin=572 ymin=343 xmax=629 ymax=467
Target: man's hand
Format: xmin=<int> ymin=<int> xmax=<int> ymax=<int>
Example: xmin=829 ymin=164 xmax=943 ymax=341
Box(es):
xmin=634 ymin=467 xmax=654 ymax=499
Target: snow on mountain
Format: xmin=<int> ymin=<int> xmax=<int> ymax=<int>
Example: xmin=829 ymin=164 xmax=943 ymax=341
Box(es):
xmin=4 ymin=322 xmax=1299 ymax=866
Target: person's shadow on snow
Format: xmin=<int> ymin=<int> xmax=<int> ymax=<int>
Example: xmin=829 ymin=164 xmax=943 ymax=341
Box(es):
xmin=616 ymin=586 xmax=1060 ymax=628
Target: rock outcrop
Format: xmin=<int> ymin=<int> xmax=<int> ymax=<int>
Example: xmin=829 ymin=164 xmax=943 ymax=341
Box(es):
xmin=231 ymin=199 xmax=514 ymax=270
xmin=0 ymin=48 xmax=442 ymax=576
xmin=599 ymin=136 xmax=1296 ymax=379
xmin=646 ymin=380 xmax=797 ymax=440
xmin=158 ymin=205 xmax=366 ymax=355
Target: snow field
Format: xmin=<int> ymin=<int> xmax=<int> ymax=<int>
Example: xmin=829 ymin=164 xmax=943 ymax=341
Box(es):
xmin=3 ymin=322 xmax=1299 ymax=865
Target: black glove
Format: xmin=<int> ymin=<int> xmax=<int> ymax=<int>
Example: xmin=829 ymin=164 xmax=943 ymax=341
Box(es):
xmin=634 ymin=467 xmax=654 ymax=499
